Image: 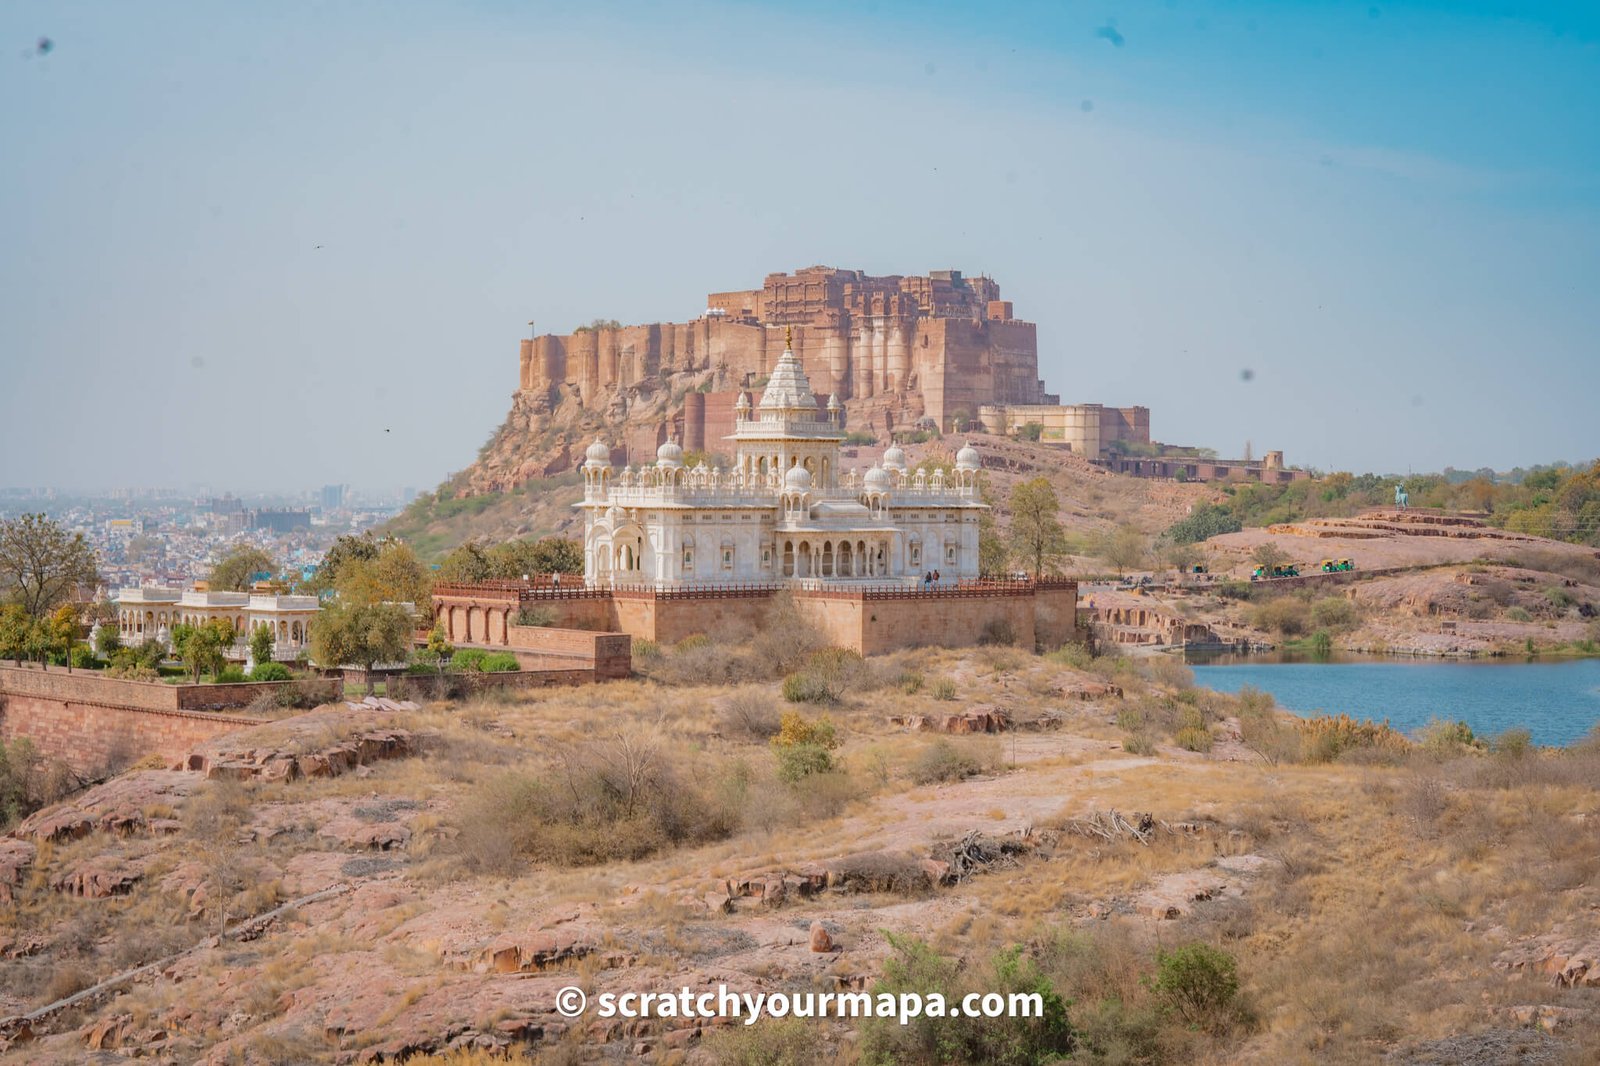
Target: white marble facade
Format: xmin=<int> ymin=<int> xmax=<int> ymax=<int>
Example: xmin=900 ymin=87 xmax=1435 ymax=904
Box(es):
xmin=579 ymin=338 xmax=987 ymax=587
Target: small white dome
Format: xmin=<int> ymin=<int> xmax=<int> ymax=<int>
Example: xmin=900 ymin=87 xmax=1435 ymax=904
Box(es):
xmin=883 ymin=445 xmax=907 ymax=471
xmin=584 ymin=438 xmax=611 ymax=465
xmin=784 ymin=465 xmax=813 ymax=491
xmin=955 ymin=442 xmax=981 ymax=472
xmin=656 ymin=439 xmax=684 ymax=467
xmin=827 ymin=393 xmax=841 ymax=410
xmin=863 ymin=465 xmax=891 ymax=492
xmin=735 ymin=391 xmax=751 ymax=409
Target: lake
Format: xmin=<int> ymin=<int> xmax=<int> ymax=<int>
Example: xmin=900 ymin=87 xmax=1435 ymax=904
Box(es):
xmin=1187 ymin=654 xmax=1600 ymax=748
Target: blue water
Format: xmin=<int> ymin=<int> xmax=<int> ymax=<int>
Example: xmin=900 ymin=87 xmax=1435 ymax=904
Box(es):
xmin=1190 ymin=656 xmax=1600 ymax=747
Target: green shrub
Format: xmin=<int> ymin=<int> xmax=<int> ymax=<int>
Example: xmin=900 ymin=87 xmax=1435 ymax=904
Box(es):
xmin=1505 ymin=606 xmax=1532 ymax=622
xmin=1545 ymin=586 xmax=1575 ymax=610
xmin=1115 ymin=707 xmax=1145 ymax=731
xmin=248 ymin=661 xmax=292 ymax=682
xmin=632 ymin=639 xmax=659 ymax=661
xmin=1149 ymin=944 xmax=1240 ymax=1030
xmin=69 ymin=645 xmax=98 ymax=670
xmin=1174 ymin=726 xmax=1212 ymax=753
xmin=1308 ymin=630 xmax=1333 ymax=657
xmin=898 ymin=670 xmax=925 ymax=695
xmin=215 ymin=666 xmax=247 ymax=683
xmin=481 ymin=652 xmax=520 ymax=672
xmin=770 ymin=711 xmax=839 ymax=782
xmin=931 ymin=678 xmax=958 ymax=701
xmin=676 ymin=633 xmax=711 ymax=652
xmin=859 ymin=936 xmax=1074 ymax=1066
xmin=451 ymin=648 xmax=489 ymax=672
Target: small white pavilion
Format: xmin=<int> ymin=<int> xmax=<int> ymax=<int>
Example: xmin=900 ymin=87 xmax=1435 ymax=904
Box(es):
xmin=112 ymin=586 xmax=320 ymax=660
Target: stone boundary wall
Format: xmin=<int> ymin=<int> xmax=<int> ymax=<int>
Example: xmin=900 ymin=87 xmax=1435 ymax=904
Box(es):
xmin=432 ymin=578 xmax=1082 ymax=656
xmin=503 ymin=626 xmax=632 ymax=679
xmin=0 ymin=666 xmax=339 ymax=713
xmin=0 ymin=666 xmax=271 ymax=776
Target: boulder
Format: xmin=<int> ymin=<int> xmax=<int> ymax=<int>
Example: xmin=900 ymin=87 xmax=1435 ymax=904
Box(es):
xmin=809 ymin=922 xmax=833 ymax=953
xmin=53 ymin=860 xmax=142 ymax=898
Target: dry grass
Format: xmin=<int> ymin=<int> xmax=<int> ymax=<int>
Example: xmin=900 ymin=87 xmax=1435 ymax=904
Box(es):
xmin=6 ymin=629 xmax=1598 ymax=1064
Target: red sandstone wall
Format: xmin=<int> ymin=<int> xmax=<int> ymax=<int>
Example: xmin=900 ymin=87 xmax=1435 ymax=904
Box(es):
xmin=504 ymin=625 xmax=632 ymax=679
xmin=0 ymin=667 xmax=265 ymax=776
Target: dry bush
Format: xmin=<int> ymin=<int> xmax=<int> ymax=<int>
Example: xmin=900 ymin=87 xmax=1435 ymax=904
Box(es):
xmin=908 ymin=738 xmax=1000 ymax=784
xmin=703 ymin=1017 xmax=817 ymax=1066
xmin=749 ymin=591 xmax=827 ymax=676
xmin=716 ymin=688 xmax=782 ymax=740
xmin=1139 ymin=655 xmax=1195 ymax=690
xmin=1311 ymin=596 xmax=1361 ymax=631
xmin=1250 ymin=596 xmax=1312 ymax=637
xmin=1298 ymin=713 xmax=1411 ymax=764
xmin=452 ymin=730 xmax=740 ymax=874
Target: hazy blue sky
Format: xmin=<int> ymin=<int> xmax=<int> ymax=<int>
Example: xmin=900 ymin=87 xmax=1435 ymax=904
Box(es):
xmin=2 ymin=1 xmax=1596 ymax=491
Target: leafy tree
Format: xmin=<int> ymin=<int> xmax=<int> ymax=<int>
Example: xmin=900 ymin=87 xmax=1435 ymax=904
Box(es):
xmin=1017 ymin=421 xmax=1044 ymax=442
xmin=437 ymin=542 xmax=493 ymax=583
xmin=310 ymin=600 xmax=414 ymax=675
xmin=487 ymin=536 xmax=584 ymax=578
xmin=249 ymin=622 xmax=275 ymax=666
xmin=422 ymin=624 xmax=454 ymax=675
xmin=46 ymin=605 xmax=81 ymax=670
xmin=171 ymin=619 xmax=233 ymax=683
xmin=1149 ymin=943 xmax=1241 ymax=1030
xmin=1166 ymin=503 xmax=1243 ymax=545
xmin=1162 ymin=538 xmax=1201 ymax=575
xmin=1096 ymin=524 xmax=1149 ymax=576
xmin=94 ymin=620 xmax=124 ymax=658
xmin=207 ymin=546 xmax=275 ymax=591
xmin=1006 ymin=478 xmax=1069 ymax=578
xmin=1251 ymin=542 xmax=1289 ymax=572
xmin=0 ymin=604 xmax=31 ymax=665
xmin=0 ymin=513 xmax=100 ymax=619
xmin=303 ymin=531 xmax=383 ymax=594
xmin=336 ymin=540 xmax=432 ymax=606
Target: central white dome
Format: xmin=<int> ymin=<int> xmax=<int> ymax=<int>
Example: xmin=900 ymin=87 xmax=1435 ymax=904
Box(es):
xmin=584 ymin=438 xmax=611 ymax=466
xmin=656 ymin=439 xmax=684 ymax=467
xmin=863 ymin=465 xmax=891 ymax=492
xmin=882 ymin=444 xmax=907 ymax=472
xmin=955 ymin=442 xmax=981 ymax=472
xmin=784 ymin=465 xmax=813 ymax=491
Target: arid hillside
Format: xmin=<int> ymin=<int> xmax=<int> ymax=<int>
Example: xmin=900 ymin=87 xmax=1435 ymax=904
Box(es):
xmin=2 ymin=620 xmax=1598 ymax=1064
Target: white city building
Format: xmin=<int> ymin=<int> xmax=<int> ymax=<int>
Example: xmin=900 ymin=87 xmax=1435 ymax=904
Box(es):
xmin=579 ymin=336 xmax=987 ymax=587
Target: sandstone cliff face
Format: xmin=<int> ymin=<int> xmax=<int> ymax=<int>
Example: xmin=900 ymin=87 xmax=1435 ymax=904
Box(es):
xmin=459 ymin=267 xmax=1053 ymax=498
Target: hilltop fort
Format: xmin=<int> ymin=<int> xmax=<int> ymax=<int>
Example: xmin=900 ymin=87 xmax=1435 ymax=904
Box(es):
xmin=459 ymin=265 xmax=1301 ymax=497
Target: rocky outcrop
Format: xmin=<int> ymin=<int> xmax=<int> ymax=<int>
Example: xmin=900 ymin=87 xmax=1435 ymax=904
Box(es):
xmin=13 ymin=771 xmax=195 ymax=843
xmin=1495 ymin=933 xmax=1600 ymax=988
xmin=0 ymin=840 xmax=36 ymax=903
xmin=186 ymin=727 xmax=418 ymax=783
